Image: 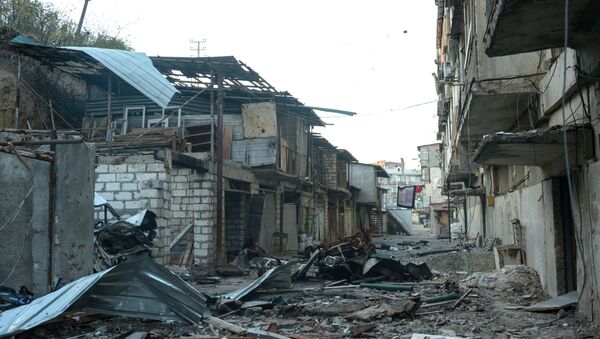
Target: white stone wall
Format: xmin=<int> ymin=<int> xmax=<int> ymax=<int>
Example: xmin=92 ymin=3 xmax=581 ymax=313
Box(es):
xmin=95 ymin=154 xmax=217 ymax=267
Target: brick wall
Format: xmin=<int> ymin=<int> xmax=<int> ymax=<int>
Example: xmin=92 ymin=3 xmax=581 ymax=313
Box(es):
xmin=95 ymin=154 xmax=217 ymax=267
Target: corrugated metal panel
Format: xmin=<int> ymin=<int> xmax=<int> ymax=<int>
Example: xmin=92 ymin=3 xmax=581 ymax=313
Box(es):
xmin=231 ymin=137 xmax=277 ymax=167
xmin=184 ymin=114 xmax=244 ymax=141
xmin=0 ymin=255 xmax=209 ymax=337
xmin=224 ymin=262 xmax=293 ymax=301
xmin=0 ymin=270 xmax=110 ymax=336
xmin=10 ymin=36 xmax=177 ymax=109
xmin=67 ymin=47 xmax=178 ymax=108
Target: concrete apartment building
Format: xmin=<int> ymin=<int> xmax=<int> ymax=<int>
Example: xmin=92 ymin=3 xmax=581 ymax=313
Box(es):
xmin=435 ymin=0 xmax=600 ymax=323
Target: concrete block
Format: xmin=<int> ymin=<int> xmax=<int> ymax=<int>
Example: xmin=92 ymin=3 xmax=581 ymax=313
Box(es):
xmin=125 ymin=200 xmax=141 ymax=210
xmin=98 ymin=192 xmax=114 ymax=201
xmin=140 ymin=189 xmax=159 ymax=198
xmin=97 ymin=173 xmax=116 ymax=182
xmin=146 ymin=163 xmax=165 ymax=172
xmin=96 ymin=164 xmax=109 ymax=173
xmin=116 ymin=173 xmax=135 ymax=182
xmin=157 ymin=172 xmax=167 ymax=180
xmin=128 ymin=164 xmax=147 ymax=172
xmin=196 ymin=233 xmax=210 ymax=242
xmin=136 ymin=172 xmax=157 ymax=182
xmin=94 ymin=183 xmax=104 ymax=192
xmin=110 ymin=200 xmax=124 ymax=209
xmin=173 ymin=211 xmax=186 ymax=218
xmin=174 ymin=175 xmax=187 ymax=183
xmin=115 ymin=192 xmax=132 ymax=201
xmin=133 ymin=191 xmax=142 ymax=199
xmin=121 ymin=183 xmax=138 ymax=191
xmin=172 ymin=189 xmax=187 ymax=197
xmin=109 ymin=164 xmax=127 ymax=173
xmin=105 ymin=182 xmax=121 ymax=191
xmin=150 ymin=199 xmax=161 ymax=209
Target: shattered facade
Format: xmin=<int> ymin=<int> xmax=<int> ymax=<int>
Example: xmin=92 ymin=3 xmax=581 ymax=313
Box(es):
xmin=436 ymin=0 xmax=600 ymax=323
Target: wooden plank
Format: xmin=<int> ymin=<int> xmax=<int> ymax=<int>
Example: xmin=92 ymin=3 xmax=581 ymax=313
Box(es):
xmin=223 ymin=125 xmax=233 ymax=160
xmin=169 ymin=223 xmax=193 ymax=250
xmin=205 ymin=316 xmax=247 ymax=335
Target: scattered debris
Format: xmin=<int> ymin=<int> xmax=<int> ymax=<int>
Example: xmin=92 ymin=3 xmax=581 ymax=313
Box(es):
xmin=223 ymin=261 xmax=294 ymax=301
xmin=0 ymin=285 xmax=33 ymax=310
xmin=94 ymin=209 xmax=158 ymax=271
xmin=459 ymin=265 xmax=542 ymax=297
xmin=0 ymin=254 xmax=210 ymax=337
xmin=525 ymin=291 xmax=578 ymax=312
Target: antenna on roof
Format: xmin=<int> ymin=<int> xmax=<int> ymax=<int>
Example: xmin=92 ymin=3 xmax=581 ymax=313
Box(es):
xmin=190 ymin=39 xmax=207 ymax=58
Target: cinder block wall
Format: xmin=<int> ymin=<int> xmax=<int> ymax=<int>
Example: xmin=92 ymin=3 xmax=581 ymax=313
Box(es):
xmin=95 ymin=154 xmax=217 ymax=267
xmin=322 ymin=153 xmax=337 ymax=188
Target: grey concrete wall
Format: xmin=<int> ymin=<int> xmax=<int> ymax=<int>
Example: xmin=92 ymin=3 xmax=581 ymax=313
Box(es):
xmin=0 ymin=142 xmax=94 ymax=295
xmin=0 ymin=153 xmax=47 ymax=293
xmin=485 ymin=179 xmax=565 ymax=297
xmin=53 ymin=143 xmax=95 ymax=285
xmin=349 ymin=164 xmax=377 ymax=204
xmin=573 ymin=162 xmax=600 ymax=323
xmin=462 ymin=196 xmax=484 ymax=240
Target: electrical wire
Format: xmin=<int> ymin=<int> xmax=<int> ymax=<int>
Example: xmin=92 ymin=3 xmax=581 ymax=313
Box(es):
xmin=0 ymin=185 xmax=33 ymax=234
xmin=318 ymin=99 xmax=438 ymax=119
xmin=1 ymin=219 xmax=33 ymax=286
xmin=559 ymin=0 xmax=588 ymax=336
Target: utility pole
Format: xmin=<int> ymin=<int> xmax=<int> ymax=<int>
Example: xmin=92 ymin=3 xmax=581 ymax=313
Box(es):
xmin=215 ymin=73 xmax=225 ymax=266
xmin=76 ymin=0 xmax=91 ymax=36
xmin=190 ymin=39 xmax=207 ymax=57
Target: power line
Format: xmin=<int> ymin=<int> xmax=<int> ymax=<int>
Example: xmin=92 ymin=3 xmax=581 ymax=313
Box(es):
xmin=318 ymin=99 xmax=437 ymax=119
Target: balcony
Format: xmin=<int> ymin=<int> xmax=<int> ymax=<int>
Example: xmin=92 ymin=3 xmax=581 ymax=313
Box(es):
xmin=473 ymin=124 xmax=594 ymax=169
xmin=459 ymin=79 xmax=539 ymax=139
xmin=485 ymin=0 xmax=600 ymax=59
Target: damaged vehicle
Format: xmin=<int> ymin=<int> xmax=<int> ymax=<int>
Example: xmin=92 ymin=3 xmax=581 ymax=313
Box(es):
xmin=94 ymin=194 xmax=158 ymax=271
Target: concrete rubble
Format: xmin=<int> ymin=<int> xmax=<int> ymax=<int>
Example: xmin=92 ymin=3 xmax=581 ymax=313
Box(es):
xmin=1 ymin=233 xmax=597 ymax=338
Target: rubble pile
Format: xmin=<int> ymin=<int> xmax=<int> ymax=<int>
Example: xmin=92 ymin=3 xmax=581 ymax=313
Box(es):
xmin=1 ymin=235 xmax=595 ymax=338
xmin=459 ymin=265 xmax=543 ymax=302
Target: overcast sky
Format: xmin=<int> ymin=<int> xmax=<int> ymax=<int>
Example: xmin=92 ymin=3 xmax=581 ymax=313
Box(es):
xmin=44 ymin=0 xmax=438 ymax=168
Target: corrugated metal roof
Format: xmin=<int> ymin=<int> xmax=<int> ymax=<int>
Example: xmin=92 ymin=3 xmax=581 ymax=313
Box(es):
xmin=0 ymin=255 xmax=210 ymax=337
xmin=10 ymin=36 xmax=178 ymax=108
xmin=68 ymin=47 xmax=177 ymax=108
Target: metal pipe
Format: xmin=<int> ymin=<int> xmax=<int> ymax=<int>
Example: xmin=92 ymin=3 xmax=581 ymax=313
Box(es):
xmin=216 ymin=73 xmax=225 ymax=266
xmin=15 ymin=55 xmax=21 ymax=129
xmin=210 ymin=73 xmax=215 ymax=159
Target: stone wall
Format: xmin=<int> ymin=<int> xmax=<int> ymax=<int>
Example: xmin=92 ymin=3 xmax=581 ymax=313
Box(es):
xmin=95 ymin=153 xmax=217 ymax=267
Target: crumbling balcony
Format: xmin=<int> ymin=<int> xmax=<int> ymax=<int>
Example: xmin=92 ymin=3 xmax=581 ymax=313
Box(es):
xmin=459 ymin=80 xmax=539 ymax=140
xmin=485 ymin=0 xmax=600 ymax=61
xmin=473 ymin=124 xmax=594 ymax=170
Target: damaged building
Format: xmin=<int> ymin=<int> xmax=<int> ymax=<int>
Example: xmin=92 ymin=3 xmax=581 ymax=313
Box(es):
xmin=0 ymin=29 xmax=386 ymax=282
xmin=435 ymin=0 xmax=600 ymax=323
